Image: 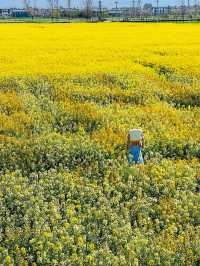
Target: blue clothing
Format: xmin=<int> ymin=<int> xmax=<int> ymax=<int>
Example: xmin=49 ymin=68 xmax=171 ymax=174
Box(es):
xmin=128 ymin=145 xmax=144 ymax=165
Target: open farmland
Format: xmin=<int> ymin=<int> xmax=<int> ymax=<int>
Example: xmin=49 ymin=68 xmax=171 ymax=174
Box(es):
xmin=0 ymin=23 xmax=200 ymax=265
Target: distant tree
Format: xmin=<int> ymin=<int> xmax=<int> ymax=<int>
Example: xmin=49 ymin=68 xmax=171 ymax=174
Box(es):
xmin=83 ymin=0 xmax=93 ymax=19
xmin=23 ymin=0 xmax=31 ymax=10
xmin=143 ymin=3 xmax=153 ymax=16
xmin=47 ymin=0 xmax=54 ymax=10
xmin=143 ymin=3 xmax=152 ymax=11
xmin=47 ymin=0 xmax=54 ymax=19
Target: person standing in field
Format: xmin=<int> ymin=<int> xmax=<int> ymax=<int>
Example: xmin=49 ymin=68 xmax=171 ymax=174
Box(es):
xmin=127 ymin=129 xmax=144 ymax=165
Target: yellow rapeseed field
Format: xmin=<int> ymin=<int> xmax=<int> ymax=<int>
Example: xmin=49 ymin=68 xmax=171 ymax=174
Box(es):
xmin=0 ymin=23 xmax=200 ymax=76
xmin=0 ymin=23 xmax=200 ymax=265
